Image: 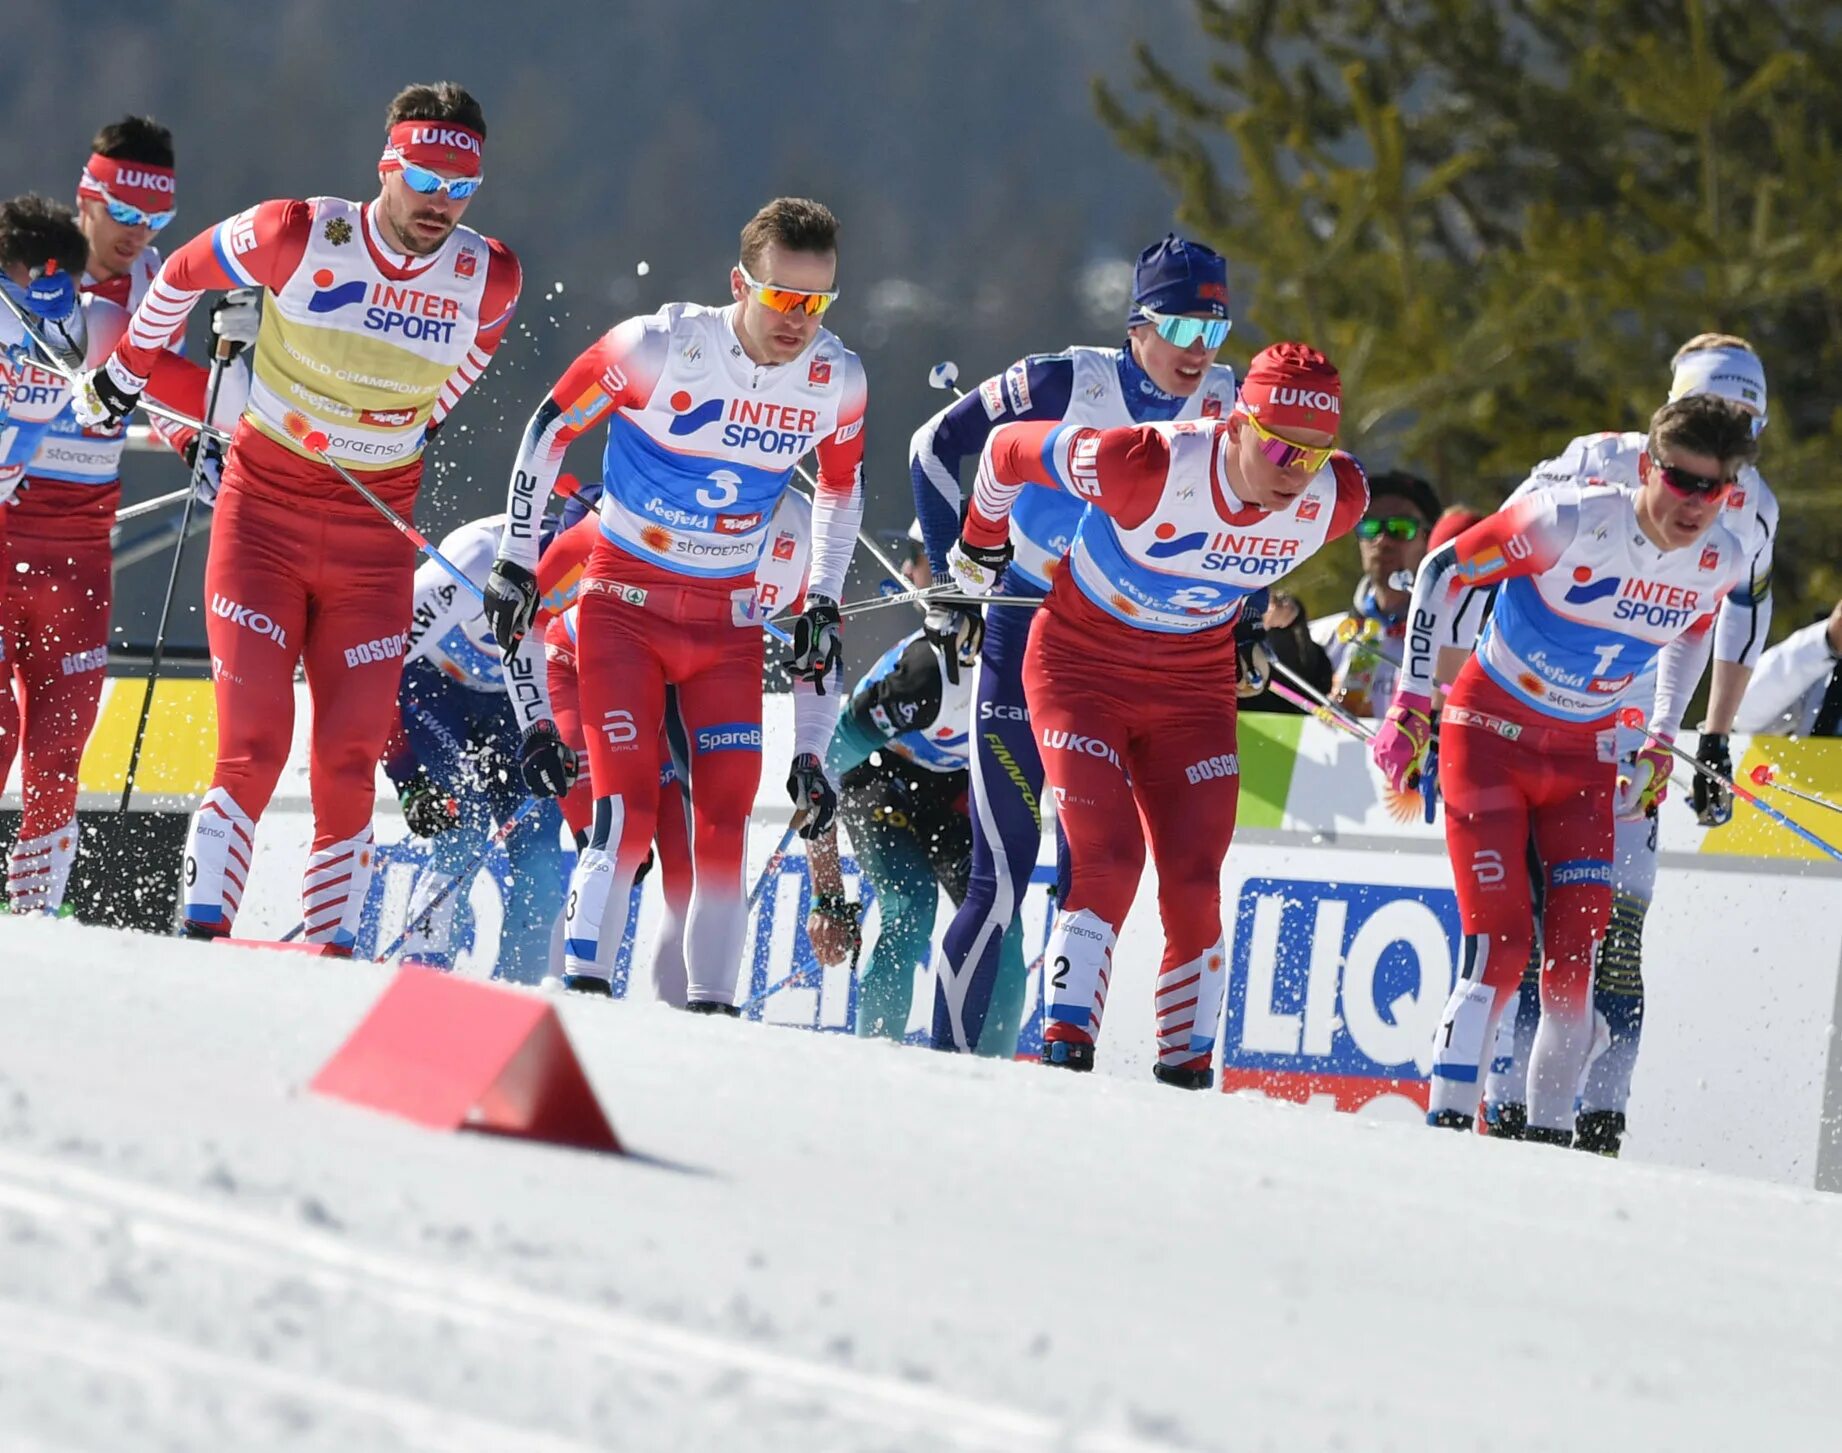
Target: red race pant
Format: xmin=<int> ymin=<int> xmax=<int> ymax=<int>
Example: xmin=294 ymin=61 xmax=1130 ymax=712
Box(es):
xmin=547 ymin=608 xmax=694 ymax=1001
xmin=1024 ymin=577 xmax=1241 ymax=1072
xmin=1427 ymin=667 xmax=1615 ymax=1131
xmin=203 ymin=480 xmax=414 ymax=839
xmin=562 ymin=541 xmax=763 ymax=1002
xmin=0 ymin=485 xmax=115 ymax=839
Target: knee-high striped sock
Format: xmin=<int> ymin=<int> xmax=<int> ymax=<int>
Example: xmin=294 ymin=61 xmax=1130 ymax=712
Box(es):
xmin=7 ymin=818 xmax=79 ymax=915
xmin=302 ymin=827 xmax=377 ymax=952
xmin=183 ymin=788 xmax=256 ymax=934
xmin=1155 ymin=935 xmax=1227 ymax=1070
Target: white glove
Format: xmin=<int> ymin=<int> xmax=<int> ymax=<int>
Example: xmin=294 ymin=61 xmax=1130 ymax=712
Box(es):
xmin=210 ymin=288 xmax=262 ymax=351
xmin=0 ymin=464 xmax=24 ymax=509
xmin=945 ymin=534 xmax=1013 ymax=598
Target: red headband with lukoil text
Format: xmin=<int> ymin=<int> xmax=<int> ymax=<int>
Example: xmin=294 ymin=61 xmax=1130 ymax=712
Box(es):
xmin=378 ymin=121 xmax=484 ymax=178
xmin=78 ymin=153 xmax=177 ymax=213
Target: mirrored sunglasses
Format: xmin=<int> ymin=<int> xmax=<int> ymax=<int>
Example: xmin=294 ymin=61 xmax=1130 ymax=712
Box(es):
xmin=400 ymin=162 xmax=484 ymax=200
xmin=1140 ymin=306 xmax=1231 ymax=350
xmin=1355 ymin=516 xmax=1424 ymax=542
xmin=1242 ymin=409 xmax=1335 ymax=474
xmin=737 ymin=260 xmax=837 ymax=316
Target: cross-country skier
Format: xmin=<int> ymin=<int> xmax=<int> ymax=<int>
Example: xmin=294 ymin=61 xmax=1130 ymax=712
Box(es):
xmin=1372 ymin=394 xmax=1758 ymax=1144
xmin=1478 ymin=336 xmax=1781 ymax=1154
xmin=541 ymin=487 xmax=813 ymax=1004
xmin=1 ymin=121 xmax=246 ymax=917
xmin=481 ymin=197 xmax=865 ymax=1009
xmin=71 ymin=83 xmax=523 ymax=951
xmin=804 ymin=536 xmax=1031 ymax=1052
xmin=911 ymin=233 xmax=1237 ymax=1055
xmin=381 ymin=513 xmax=565 ymax=983
xmin=949 ymin=342 xmax=1368 ymax=1086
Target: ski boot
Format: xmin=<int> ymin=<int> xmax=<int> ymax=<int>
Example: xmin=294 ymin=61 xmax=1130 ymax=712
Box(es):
xmin=1574 ymin=1109 xmax=1625 ymax=1157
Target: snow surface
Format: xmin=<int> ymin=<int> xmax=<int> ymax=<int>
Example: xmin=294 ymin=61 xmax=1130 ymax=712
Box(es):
xmin=2 ymin=915 xmax=1840 ymax=1452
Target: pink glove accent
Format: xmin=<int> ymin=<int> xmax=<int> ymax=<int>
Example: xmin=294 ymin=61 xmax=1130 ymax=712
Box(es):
xmin=1616 ymin=740 xmax=1674 ymax=819
xmin=1372 ymin=692 xmax=1435 ymax=793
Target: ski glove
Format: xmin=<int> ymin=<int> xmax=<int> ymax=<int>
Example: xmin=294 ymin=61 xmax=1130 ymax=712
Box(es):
xmin=922 ymin=601 xmax=983 ymax=682
xmin=1234 ymin=617 xmax=1273 ymax=699
xmin=784 ymin=594 xmax=843 ymax=693
xmin=518 ymin=720 xmax=579 ymax=798
xmin=400 ymin=774 xmax=461 ymax=838
xmin=182 ymin=434 xmax=226 ymax=507
xmin=1689 ymin=732 xmax=1733 ymax=827
xmin=209 ymin=288 xmax=263 ymax=356
xmin=71 ymin=357 xmax=142 ymax=429
xmin=786 ymin=752 xmax=837 ymax=838
xmin=1372 ymin=691 xmax=1435 ymax=794
xmin=1616 ymin=738 xmax=1673 ymax=821
xmin=482 ymin=557 xmax=539 ymax=655
xmin=945 ymin=534 xmax=1012 ymax=598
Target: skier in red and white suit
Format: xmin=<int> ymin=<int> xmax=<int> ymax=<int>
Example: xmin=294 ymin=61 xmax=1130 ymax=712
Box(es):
xmin=73 ymin=85 xmax=521 ymax=951
xmin=1 ymin=120 xmax=237 ymax=916
xmin=949 ymin=343 xmax=1368 ymax=1086
xmin=484 ymin=198 xmax=863 ymax=1009
xmin=1372 ymin=393 xmax=1757 ymax=1143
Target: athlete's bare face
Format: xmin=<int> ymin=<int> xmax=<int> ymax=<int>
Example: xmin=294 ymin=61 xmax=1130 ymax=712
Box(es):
xmin=1127 ymin=317 xmax=1225 ymax=396
xmin=375 ymin=170 xmax=473 ymax=257
xmin=730 ymin=244 xmax=835 ymax=366
xmin=1225 ymin=412 xmax=1337 ymax=513
xmin=77 ymin=197 xmax=152 ymax=281
xmin=1637 ymin=446 xmax=1731 ymax=551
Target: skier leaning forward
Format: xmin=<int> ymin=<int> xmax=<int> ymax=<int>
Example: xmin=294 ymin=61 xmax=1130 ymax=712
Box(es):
xmin=74 ymin=82 xmax=522 ymax=949
xmin=948 ymin=343 xmax=1368 ymax=1086
xmin=483 ymin=196 xmax=865 ymax=1010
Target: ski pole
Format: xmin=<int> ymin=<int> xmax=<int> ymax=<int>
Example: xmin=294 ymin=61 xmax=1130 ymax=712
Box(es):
xmin=1616 ymin=709 xmax=1842 ymax=864
xmin=113 ymin=485 xmax=194 ymax=526
xmin=295 ymin=428 xmax=484 ymax=602
xmin=741 ymin=898 xmax=861 ymax=1014
xmin=745 ymin=808 xmax=810 ymax=911
xmin=376 ymin=796 xmax=547 ymax=961
xmin=834 ymin=584 xmax=1041 ymax=617
xmin=1750 ymin=761 xmax=1842 ymax=817
xmin=1270 ymin=656 xmax=1377 ymax=742
xmin=114 ymin=334 xmax=237 ymax=818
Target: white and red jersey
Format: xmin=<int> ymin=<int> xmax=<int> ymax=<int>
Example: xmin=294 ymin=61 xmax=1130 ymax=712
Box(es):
xmin=964 ymin=417 xmax=1367 ymax=634
xmin=1404 ymin=484 xmax=1748 ymax=730
xmin=1514 ymin=428 xmax=1779 ymax=669
xmin=103 ymin=197 xmax=520 ymax=516
xmin=497 ymin=302 xmax=865 ymax=600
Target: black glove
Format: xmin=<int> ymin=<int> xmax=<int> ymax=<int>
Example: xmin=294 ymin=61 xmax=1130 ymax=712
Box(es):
xmin=784 ymin=593 xmax=843 ymax=694
xmin=1689 ymin=732 xmax=1734 ymax=827
xmin=400 ymin=773 xmax=460 ymax=838
xmin=1234 ymin=614 xmax=1273 ymax=698
xmin=181 ymin=434 xmax=226 ymax=506
xmin=483 ymin=558 xmax=539 ymax=656
xmin=466 ymin=738 xmax=516 ymax=795
xmin=787 ymin=752 xmax=837 ymax=838
xmin=72 ymin=358 xmax=142 ymax=430
xmin=922 ymin=601 xmax=983 ymax=683
xmin=518 ymin=720 xmax=579 ymax=798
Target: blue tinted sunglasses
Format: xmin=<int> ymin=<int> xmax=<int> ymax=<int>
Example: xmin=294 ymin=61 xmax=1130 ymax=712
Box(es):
xmin=97 ymin=185 xmax=176 ymax=231
xmin=1141 ymin=306 xmax=1231 ymax=350
xmin=400 ymin=162 xmax=483 ymax=200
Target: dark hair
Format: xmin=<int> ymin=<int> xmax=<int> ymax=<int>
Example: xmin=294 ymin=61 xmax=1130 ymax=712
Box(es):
xmin=0 ymin=194 xmax=89 ymax=277
xmin=1364 ymin=469 xmax=1441 ymax=525
xmin=1649 ymin=394 xmax=1759 ymax=477
xmin=386 ymin=83 xmax=487 ymax=138
xmin=739 ymin=197 xmax=840 ymax=272
xmin=91 ymin=116 xmax=174 ymax=168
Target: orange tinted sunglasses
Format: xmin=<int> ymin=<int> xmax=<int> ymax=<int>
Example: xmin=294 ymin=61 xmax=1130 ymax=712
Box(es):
xmin=737 ymin=260 xmax=838 ymax=316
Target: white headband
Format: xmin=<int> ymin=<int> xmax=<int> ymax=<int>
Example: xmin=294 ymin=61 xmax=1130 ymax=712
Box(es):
xmin=1669 ymin=346 xmax=1768 ymax=430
